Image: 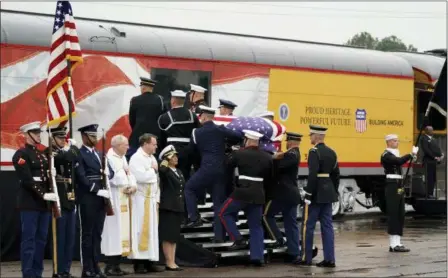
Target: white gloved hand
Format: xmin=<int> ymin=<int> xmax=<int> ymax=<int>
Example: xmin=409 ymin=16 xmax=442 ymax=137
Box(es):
xmin=48 ymin=168 xmax=57 ymax=177
xmin=231 ymin=145 xmax=240 ymax=151
xmin=411 ymin=146 xmax=419 ymax=155
xmin=304 ymin=199 xmax=311 ymax=205
xmin=97 ymin=189 xmax=110 ymax=199
xmin=43 ymin=193 xmax=59 ymax=202
xmin=68 ymin=138 xmax=77 ymax=146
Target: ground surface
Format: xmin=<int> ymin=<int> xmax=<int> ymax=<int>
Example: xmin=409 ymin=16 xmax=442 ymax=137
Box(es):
xmin=1 ymin=214 xmax=446 ymax=277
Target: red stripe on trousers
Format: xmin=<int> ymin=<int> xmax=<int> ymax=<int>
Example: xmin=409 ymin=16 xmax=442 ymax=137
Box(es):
xmin=219 ymin=198 xmax=235 ymax=241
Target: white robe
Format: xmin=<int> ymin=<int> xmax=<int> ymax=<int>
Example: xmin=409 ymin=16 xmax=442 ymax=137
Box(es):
xmin=101 ymin=148 xmax=137 ymax=257
xmin=127 ymin=147 xmax=160 ymax=261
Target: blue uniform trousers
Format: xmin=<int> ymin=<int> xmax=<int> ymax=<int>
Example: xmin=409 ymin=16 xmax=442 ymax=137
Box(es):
xmin=302 ymin=203 xmax=335 ymax=263
xmin=263 ymin=200 xmax=300 ymax=257
xmin=20 ymin=211 xmax=51 ymax=278
xmin=219 ymin=198 xmax=264 ymax=261
xmin=78 ymin=196 xmax=106 ymax=274
xmin=56 ymin=209 xmax=76 ymax=274
xmin=185 ymin=167 xmax=226 ymax=240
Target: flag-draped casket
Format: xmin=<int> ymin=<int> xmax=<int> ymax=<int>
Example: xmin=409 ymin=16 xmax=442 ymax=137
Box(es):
xmin=213 ymin=115 xmax=286 ymax=153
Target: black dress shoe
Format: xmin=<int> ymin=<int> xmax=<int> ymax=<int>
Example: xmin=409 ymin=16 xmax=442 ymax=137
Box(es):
xmin=389 ymin=245 xmax=410 ymax=252
xmin=228 ymin=239 xmax=247 ymax=251
xmin=114 ymin=268 xmax=129 ymax=276
xmin=165 ymin=266 xmax=184 ymax=271
xmin=298 ymin=260 xmax=312 ymax=266
xmin=62 ymin=273 xmax=76 ymax=278
xmin=145 ymin=263 xmax=165 ymax=273
xmin=249 ymin=260 xmax=265 ymax=267
xmin=81 ymin=272 xmax=97 ymax=278
xmin=184 ymin=218 xmax=203 ymax=228
xmin=316 ymin=260 xmax=336 ymax=268
xmin=52 ymin=274 xmax=63 ymax=278
xmin=267 ymin=239 xmax=285 ymax=248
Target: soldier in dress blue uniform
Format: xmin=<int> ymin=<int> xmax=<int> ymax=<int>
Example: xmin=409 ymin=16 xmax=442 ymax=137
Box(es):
xmin=12 ymin=121 xmax=58 ymax=278
xmin=218 ymin=99 xmax=237 ymax=116
xmin=301 ymin=125 xmax=340 ymax=268
xmin=128 ymin=77 xmax=166 ymax=161
xmin=263 ymin=132 xmax=303 ymax=264
xmin=49 ymin=126 xmax=79 ymax=278
xmin=183 ymin=106 xmax=243 ymax=242
xmin=75 ymin=124 xmax=114 ymax=278
xmin=219 ymin=130 xmax=273 ymax=266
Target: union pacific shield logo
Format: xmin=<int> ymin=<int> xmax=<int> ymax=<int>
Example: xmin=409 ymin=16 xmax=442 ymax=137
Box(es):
xmin=355 ymin=109 xmax=367 ymax=133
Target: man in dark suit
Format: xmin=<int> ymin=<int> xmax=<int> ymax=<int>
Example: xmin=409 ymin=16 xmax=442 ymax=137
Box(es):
xmin=263 ymin=132 xmax=303 ymax=264
xmin=420 ymin=126 xmax=444 ymax=197
xmin=128 ymin=77 xmax=166 ymax=160
xmin=12 ymin=121 xmax=57 ymax=278
xmin=301 ymin=125 xmax=340 ymax=268
xmin=75 ymin=124 xmax=114 ymax=278
xmin=183 ymin=106 xmax=243 ymax=242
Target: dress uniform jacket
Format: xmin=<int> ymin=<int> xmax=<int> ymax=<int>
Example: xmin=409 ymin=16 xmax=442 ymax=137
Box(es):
xmin=381 ymin=151 xmax=412 ymax=177
xmin=12 ymin=144 xmax=51 ymax=211
xmin=53 ymin=145 xmax=79 ymax=211
xmin=159 ymin=165 xmax=185 ymax=213
xmin=184 ymin=93 xmax=206 ymax=114
xmin=129 ymin=92 xmax=167 ymax=149
xmin=158 ymin=106 xmax=200 ymax=149
xmin=305 ymin=143 xmax=340 ymax=204
xmin=274 ymin=147 xmax=301 ymax=205
xmin=228 ymin=146 xmax=274 ymax=205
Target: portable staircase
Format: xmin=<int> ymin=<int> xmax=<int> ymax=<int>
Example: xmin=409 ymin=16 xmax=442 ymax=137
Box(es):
xmin=180 ymin=193 xmax=290 ymax=264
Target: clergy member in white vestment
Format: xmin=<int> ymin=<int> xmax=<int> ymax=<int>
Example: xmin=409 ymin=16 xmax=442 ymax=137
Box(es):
xmin=128 ymin=133 xmax=165 ymax=274
xmin=101 ymin=135 xmax=137 ymax=276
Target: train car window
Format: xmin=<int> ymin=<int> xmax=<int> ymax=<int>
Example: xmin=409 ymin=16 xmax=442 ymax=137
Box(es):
xmin=150 ymin=68 xmax=212 ymax=107
xmin=416 ymin=91 xmax=446 ymax=130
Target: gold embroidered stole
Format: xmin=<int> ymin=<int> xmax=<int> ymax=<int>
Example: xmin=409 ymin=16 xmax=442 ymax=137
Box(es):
xmin=120 ymin=187 xmax=131 ymax=256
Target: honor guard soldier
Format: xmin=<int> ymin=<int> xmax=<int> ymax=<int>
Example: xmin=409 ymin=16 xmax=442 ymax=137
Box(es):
xmin=158 ymin=90 xmax=200 ymax=180
xmin=13 ymin=121 xmax=58 ymax=278
xmin=219 ymin=130 xmax=273 ymax=266
xmin=75 ymin=124 xmax=114 ymax=278
xmin=218 ymin=99 xmax=237 ymax=116
xmin=264 ymin=132 xmax=303 ymax=264
xmin=258 ymin=111 xmax=275 ymax=121
xmin=49 ymin=126 xmax=79 ymax=278
xmin=185 ymin=84 xmax=207 ymax=113
xmin=128 ymin=77 xmax=166 ymax=160
xmin=381 ymin=134 xmax=418 ymax=252
xmin=184 ymin=106 xmax=243 ymax=242
xmin=302 ymin=125 xmax=340 ymax=268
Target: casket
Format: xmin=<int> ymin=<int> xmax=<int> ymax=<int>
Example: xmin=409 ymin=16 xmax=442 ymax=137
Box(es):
xmin=212 ymin=115 xmax=286 ymax=153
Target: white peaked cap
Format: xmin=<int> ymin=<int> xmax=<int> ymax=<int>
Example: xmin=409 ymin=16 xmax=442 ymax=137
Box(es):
xmin=258 ymin=111 xmax=274 ymax=118
xmin=198 ymin=105 xmax=216 ymax=114
xmin=243 ymin=129 xmax=264 ymax=140
xmin=385 ymin=134 xmax=399 ymax=141
xmin=159 ymin=144 xmax=177 ymax=161
xmin=20 ymin=121 xmax=42 ymax=133
xmin=171 ymin=90 xmax=187 ymax=98
xmin=190 ymin=84 xmax=207 ymax=93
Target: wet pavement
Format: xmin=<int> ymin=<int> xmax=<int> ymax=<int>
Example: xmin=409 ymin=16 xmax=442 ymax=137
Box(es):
xmin=1 ymin=215 xmax=446 ymax=277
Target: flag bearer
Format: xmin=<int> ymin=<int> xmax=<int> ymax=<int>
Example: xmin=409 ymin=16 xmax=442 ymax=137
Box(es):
xmin=49 ymin=126 xmax=78 ymax=278
xmin=301 ymin=125 xmax=340 ymax=268
xmin=263 ymin=132 xmax=303 ymax=264
xmin=381 ymin=134 xmax=418 ymax=252
xmin=219 ymin=130 xmax=274 ymax=266
xmin=13 ymin=121 xmax=58 ymax=278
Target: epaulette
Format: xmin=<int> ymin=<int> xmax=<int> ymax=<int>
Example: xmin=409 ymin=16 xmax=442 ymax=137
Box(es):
xmin=309 ymin=147 xmax=317 ymax=152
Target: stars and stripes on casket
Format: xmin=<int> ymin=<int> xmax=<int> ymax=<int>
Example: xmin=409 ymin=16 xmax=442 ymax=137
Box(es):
xmin=211 ymin=115 xmax=286 ymax=153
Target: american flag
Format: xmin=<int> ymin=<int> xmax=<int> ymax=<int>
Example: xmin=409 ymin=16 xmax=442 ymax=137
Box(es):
xmin=46 ymin=1 xmax=83 ymax=128
xmin=355 ymin=109 xmax=367 ymax=133
xmin=226 ymin=116 xmax=279 ymax=153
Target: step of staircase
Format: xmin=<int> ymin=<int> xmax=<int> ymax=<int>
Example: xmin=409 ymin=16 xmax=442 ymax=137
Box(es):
xmin=181 ymin=194 xmax=293 ymax=261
